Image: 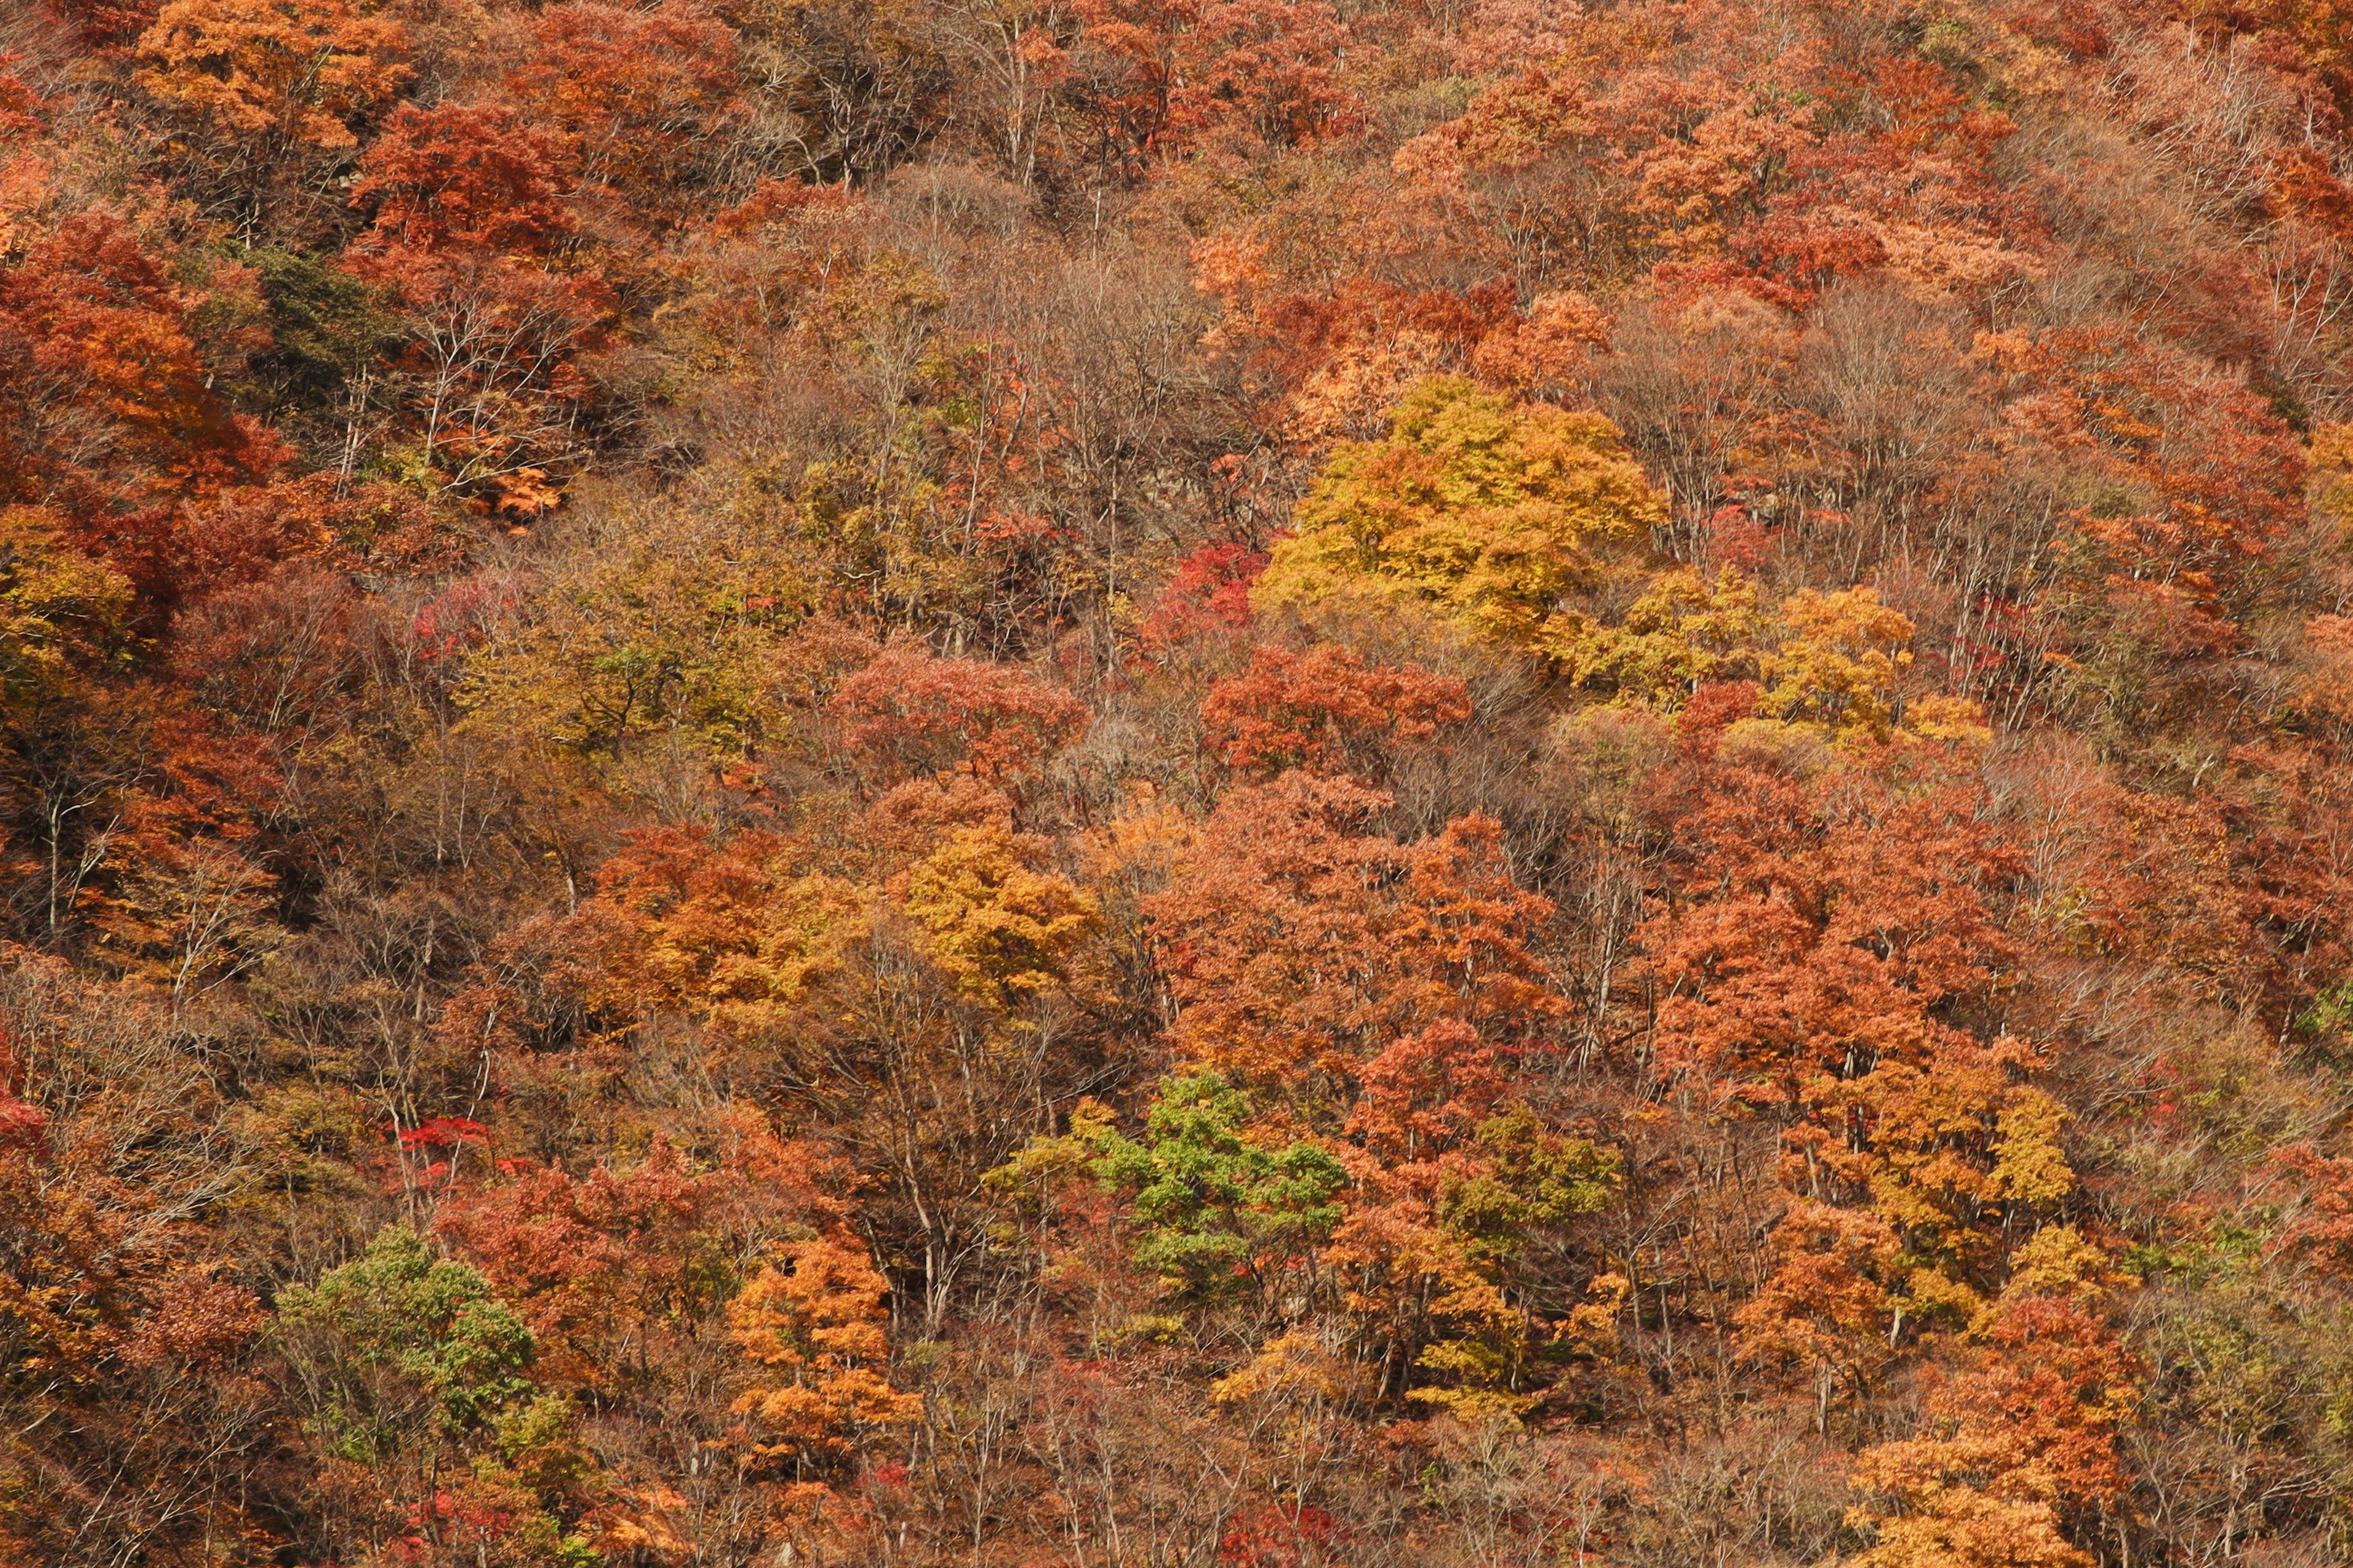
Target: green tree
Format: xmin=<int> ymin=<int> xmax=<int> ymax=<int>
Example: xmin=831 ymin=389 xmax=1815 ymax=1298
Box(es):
xmin=1088 ymin=1073 xmax=1347 ymax=1301
xmin=276 ymin=1224 xmax=536 ymax=1463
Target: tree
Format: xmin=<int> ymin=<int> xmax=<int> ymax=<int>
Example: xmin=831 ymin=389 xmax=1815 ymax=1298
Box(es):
xmin=829 ymin=643 xmax=1088 ymax=787
xmin=729 ymin=1236 xmax=922 ymax=1486
xmin=504 ymin=0 xmax=743 ymax=231
xmin=1846 ymin=1230 xmax=2135 ymax=1568
xmin=134 ymin=0 xmax=409 ymax=233
xmin=1147 ymin=772 xmax=1556 ymax=1104
xmin=1254 ymin=376 xmax=1667 ymax=654
xmin=0 ymin=211 xmax=287 ymax=607
xmin=1568 ymin=566 xmax=1763 ymax=708
xmin=1082 ymin=1072 xmax=1348 ymax=1302
xmin=1199 ymin=642 xmax=1472 ymax=779
xmin=347 ymin=103 xmax=577 ymax=261
xmin=275 ymin=1225 xmax=537 ymax=1464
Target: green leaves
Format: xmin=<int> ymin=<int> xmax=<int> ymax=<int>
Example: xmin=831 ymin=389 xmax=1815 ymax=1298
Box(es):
xmin=1088 ymin=1072 xmax=1347 ymax=1298
xmin=1436 ymin=1105 xmax=1619 ymax=1265
xmin=276 ymin=1224 xmax=536 ymax=1458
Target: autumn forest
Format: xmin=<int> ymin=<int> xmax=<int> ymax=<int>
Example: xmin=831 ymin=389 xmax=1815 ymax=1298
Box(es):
xmin=3 ymin=0 xmax=2353 ymax=1562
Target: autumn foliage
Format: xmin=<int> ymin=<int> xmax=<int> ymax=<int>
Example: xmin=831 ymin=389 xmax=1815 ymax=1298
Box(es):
xmin=7 ymin=0 xmax=2353 ymax=1564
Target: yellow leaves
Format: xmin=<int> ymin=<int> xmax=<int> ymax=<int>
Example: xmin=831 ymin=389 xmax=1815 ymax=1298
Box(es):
xmin=1813 ymin=1045 xmax=2078 ymax=1292
xmin=900 ymin=822 xmax=1100 ymax=1001
xmin=1992 ymin=1226 xmax=2115 ymax=1312
xmin=1567 ymin=568 xmax=1995 ymax=744
xmin=1208 ymin=1326 xmax=1360 ymax=1407
xmin=1256 ymin=376 xmax=1666 ymax=650
xmin=458 ymin=508 xmax=810 ymax=764
xmin=0 ymin=507 xmax=132 ymax=708
xmin=1567 ymin=566 xmax=1763 ymax=705
xmin=1559 ymin=1271 xmax=1629 ymax=1362
xmin=135 ymin=0 xmax=409 ymax=151
xmin=1987 ymin=1091 xmax=2075 ymax=1210
xmin=1764 ymin=585 xmax=1915 ymax=740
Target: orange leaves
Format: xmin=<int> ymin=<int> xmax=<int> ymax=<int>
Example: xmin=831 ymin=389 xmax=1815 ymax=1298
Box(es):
xmin=347 ymin=102 xmax=577 ymax=261
xmin=1148 ymin=772 xmax=1555 ymax=1102
xmin=2266 ymin=1142 xmax=2353 ymax=1281
xmin=1346 ymin=1017 xmax=1502 ymax=1164
xmin=1732 ymin=1198 xmax=1902 ymax=1393
xmin=1469 ymin=291 xmax=1611 ymax=401
xmin=1979 ymin=327 xmax=2305 ymax=632
xmin=1390 ymin=64 xmax=1594 ymax=183
xmin=727 ymin=1237 xmax=921 ymax=1478
xmin=830 ymin=644 xmax=1086 ymax=787
xmin=1847 ymin=1233 xmax=2135 ymax=1568
xmin=1644 ymin=729 xmax=2080 ymax=1435
xmin=1640 ymin=748 xmax=2021 ymax=1104
xmin=576 ymin=824 xmax=859 ymax=1034
xmin=335 ymin=81 xmax=604 ymax=511
xmin=134 ymin=0 xmax=408 ymax=151
xmin=1199 ymin=643 xmax=1471 ymax=779
xmin=1167 ymin=0 xmax=1360 ymax=150
xmin=504 ymin=0 xmax=741 ymax=227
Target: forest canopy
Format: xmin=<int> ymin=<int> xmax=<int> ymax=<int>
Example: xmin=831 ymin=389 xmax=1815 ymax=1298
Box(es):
xmin=2 ymin=0 xmax=2353 ymax=1564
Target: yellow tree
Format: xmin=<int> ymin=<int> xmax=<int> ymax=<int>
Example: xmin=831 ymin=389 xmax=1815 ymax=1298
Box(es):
xmin=1254 ymin=376 xmax=1667 ymax=652
xmin=1763 ymin=585 xmax=1917 ymax=740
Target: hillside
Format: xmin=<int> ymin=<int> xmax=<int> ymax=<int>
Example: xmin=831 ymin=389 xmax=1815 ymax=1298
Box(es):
xmin=4 ymin=0 xmax=2353 ymax=1563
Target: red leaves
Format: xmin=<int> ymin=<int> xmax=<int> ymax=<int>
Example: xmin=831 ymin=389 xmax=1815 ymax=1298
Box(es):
xmin=0 ymin=1091 xmax=46 ymax=1158
xmin=1136 ymin=539 xmax=1267 ymax=653
xmin=1219 ymin=1503 xmax=1342 ymax=1568
xmin=400 ymin=1116 xmax=489 ymax=1153
xmin=0 ymin=212 xmax=286 ymax=596
xmin=439 ymin=1135 xmax=811 ymax=1384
